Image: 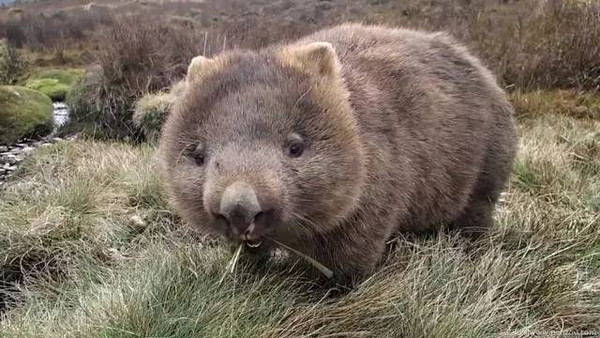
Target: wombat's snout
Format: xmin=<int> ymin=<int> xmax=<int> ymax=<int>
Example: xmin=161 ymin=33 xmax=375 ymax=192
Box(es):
xmin=215 ymin=181 xmax=273 ymax=240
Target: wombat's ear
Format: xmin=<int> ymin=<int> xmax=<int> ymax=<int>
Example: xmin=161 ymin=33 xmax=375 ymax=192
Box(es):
xmin=186 ymin=55 xmax=229 ymax=83
xmin=280 ymin=42 xmax=340 ymax=77
xmin=186 ymin=55 xmax=209 ymax=83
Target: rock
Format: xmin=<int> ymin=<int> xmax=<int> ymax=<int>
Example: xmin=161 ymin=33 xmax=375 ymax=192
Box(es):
xmin=52 ymin=137 xmax=64 ymax=143
xmin=0 ymin=146 xmax=7 ymax=152
xmin=21 ymin=147 xmax=35 ymax=155
xmin=0 ymin=168 xmax=6 ymax=175
xmin=9 ymin=147 xmax=21 ymax=154
xmin=4 ymin=165 xmax=17 ymax=171
xmin=41 ymin=143 xmax=53 ymax=147
xmin=128 ymin=215 xmax=147 ymax=231
xmin=2 ymin=154 xmax=18 ymax=165
xmin=15 ymin=143 xmax=27 ymax=148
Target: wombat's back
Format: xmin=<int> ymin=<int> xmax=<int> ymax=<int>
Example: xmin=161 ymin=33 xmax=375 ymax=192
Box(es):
xmin=297 ymin=24 xmax=517 ymax=233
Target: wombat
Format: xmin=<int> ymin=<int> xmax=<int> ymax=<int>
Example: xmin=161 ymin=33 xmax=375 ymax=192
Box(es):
xmin=159 ymin=24 xmax=518 ymax=280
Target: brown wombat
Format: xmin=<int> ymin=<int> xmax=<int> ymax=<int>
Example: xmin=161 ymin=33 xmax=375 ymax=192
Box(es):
xmin=159 ymin=24 xmax=518 ymax=280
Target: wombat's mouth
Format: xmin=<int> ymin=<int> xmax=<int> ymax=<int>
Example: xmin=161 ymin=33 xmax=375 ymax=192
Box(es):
xmin=245 ymin=240 xmax=263 ymax=248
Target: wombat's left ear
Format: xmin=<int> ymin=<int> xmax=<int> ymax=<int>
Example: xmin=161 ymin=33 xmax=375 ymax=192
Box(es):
xmin=186 ymin=55 xmax=209 ymax=83
xmin=280 ymin=42 xmax=340 ymax=77
xmin=186 ymin=55 xmax=229 ymax=83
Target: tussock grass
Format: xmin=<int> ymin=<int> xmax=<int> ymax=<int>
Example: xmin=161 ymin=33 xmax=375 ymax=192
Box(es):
xmin=0 ymin=93 xmax=599 ymax=336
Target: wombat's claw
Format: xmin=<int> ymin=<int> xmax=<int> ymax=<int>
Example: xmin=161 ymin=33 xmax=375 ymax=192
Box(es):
xmin=246 ymin=241 xmax=262 ymax=248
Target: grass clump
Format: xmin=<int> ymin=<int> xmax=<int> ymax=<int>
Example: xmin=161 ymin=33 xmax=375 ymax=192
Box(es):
xmin=0 ymin=42 xmax=26 ymax=86
xmin=0 ymin=85 xmax=53 ymax=144
xmin=132 ymin=80 xmax=186 ymax=142
xmin=1 ymin=94 xmax=599 ymax=336
xmin=132 ymin=92 xmax=174 ymax=143
xmin=0 ymin=139 xmax=172 ymax=310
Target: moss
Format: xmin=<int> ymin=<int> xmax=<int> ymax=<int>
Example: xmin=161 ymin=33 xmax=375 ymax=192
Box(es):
xmin=25 ymin=78 xmax=71 ymax=101
xmin=24 ymin=68 xmax=86 ymax=102
xmin=27 ymin=68 xmax=85 ymax=86
xmin=0 ymin=86 xmax=54 ymax=144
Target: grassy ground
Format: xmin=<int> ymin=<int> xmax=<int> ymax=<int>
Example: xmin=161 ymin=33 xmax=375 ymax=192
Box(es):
xmin=0 ymin=91 xmax=599 ymax=336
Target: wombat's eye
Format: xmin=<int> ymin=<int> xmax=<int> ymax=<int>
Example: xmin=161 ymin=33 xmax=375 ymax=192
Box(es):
xmin=190 ymin=144 xmax=205 ymax=166
xmin=285 ymin=135 xmax=305 ymax=158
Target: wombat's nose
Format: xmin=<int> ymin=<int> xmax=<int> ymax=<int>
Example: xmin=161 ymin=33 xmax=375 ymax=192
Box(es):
xmin=218 ymin=181 xmax=262 ymax=236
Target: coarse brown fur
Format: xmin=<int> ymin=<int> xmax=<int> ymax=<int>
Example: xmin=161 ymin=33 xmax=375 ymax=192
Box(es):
xmin=158 ymin=23 xmax=518 ymax=281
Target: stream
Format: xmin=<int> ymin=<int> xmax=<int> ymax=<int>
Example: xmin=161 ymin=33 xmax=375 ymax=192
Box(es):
xmin=0 ymin=102 xmax=71 ymax=185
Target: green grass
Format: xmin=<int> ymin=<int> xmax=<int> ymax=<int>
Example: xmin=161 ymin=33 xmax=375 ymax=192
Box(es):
xmin=24 ymin=68 xmax=86 ymax=101
xmin=0 ymin=85 xmax=54 ymax=144
xmin=0 ymin=92 xmax=598 ymax=337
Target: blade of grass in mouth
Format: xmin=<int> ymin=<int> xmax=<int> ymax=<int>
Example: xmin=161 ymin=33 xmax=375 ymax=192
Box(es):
xmin=218 ymin=243 xmax=244 ymax=285
xmin=270 ymin=238 xmax=334 ymax=279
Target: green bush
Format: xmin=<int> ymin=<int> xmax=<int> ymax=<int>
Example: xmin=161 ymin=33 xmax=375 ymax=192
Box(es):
xmin=0 ymin=85 xmax=54 ymax=144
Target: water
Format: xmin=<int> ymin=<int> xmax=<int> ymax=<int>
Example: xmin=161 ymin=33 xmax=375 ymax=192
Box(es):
xmin=53 ymin=102 xmax=69 ymax=127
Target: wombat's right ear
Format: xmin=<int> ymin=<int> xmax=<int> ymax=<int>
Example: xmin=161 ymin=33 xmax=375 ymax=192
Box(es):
xmin=186 ymin=55 xmax=228 ymax=83
xmin=186 ymin=56 xmax=209 ymax=83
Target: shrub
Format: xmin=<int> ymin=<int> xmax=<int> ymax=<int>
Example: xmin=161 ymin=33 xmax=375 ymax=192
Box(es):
xmin=2 ymin=7 xmax=113 ymax=51
xmin=366 ymin=0 xmax=600 ymax=91
xmin=0 ymin=85 xmax=53 ymax=144
xmin=63 ymin=68 xmax=140 ymax=140
xmin=63 ymin=15 xmax=200 ymax=141
xmin=0 ymin=42 xmax=26 ymax=85
xmin=494 ymin=0 xmax=600 ymax=91
xmin=510 ymin=90 xmax=600 ymax=120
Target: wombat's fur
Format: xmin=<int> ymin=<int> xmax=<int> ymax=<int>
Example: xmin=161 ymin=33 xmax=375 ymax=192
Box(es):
xmin=159 ymin=24 xmax=518 ymax=280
